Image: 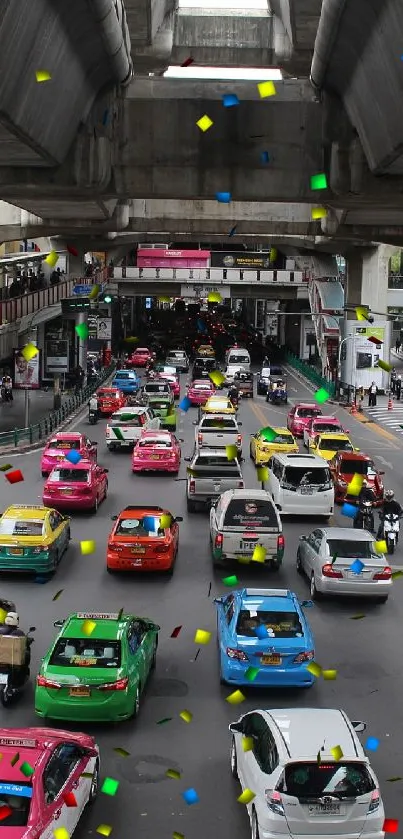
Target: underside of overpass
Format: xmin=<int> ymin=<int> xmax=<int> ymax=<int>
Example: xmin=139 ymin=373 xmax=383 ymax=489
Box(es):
xmin=0 ymin=0 xmax=403 ymax=253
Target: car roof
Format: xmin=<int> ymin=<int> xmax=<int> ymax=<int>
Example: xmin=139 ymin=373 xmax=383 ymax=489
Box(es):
xmin=200 ymin=413 xmax=238 ymax=422
xmin=337 ymin=452 xmax=371 ymax=461
xmin=318 ymin=527 xmax=376 ymax=541
xmin=112 ymin=407 xmax=146 ymax=415
xmin=192 ymin=379 xmax=213 ymax=386
xmin=317 ymin=432 xmax=349 ymax=439
xmin=261 ymin=426 xmax=292 ymax=434
xmin=312 ymin=415 xmax=338 ymax=421
xmin=262 ymin=708 xmax=362 ymax=760
xmin=140 ymin=430 xmax=172 ymax=438
xmin=51 ymin=432 xmax=82 ymax=440
xmin=0 ymin=729 xmax=95 ymax=774
xmin=3 ymin=505 xmax=49 ymax=520
xmin=52 ymin=459 xmax=93 ymax=469
xmin=219 ymin=489 xmax=274 ymax=502
xmin=59 ymin=612 xmax=134 ymax=641
xmin=134 ymin=348 xmax=150 ymax=352
xmin=193 ymin=448 xmax=236 ymax=457
xmin=273 ymin=453 xmax=328 ymax=465
xmin=240 ymin=589 xmax=298 ymax=613
xmin=115 ymin=369 xmax=137 ymax=375
xmin=118 ymin=505 xmax=167 ymax=518
xmin=294 ymin=403 xmax=319 ymax=410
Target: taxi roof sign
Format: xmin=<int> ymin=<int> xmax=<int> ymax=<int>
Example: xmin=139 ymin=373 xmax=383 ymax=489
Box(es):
xmin=76 ymin=612 xmax=120 ymax=620
xmin=0 ymin=737 xmax=37 ymax=747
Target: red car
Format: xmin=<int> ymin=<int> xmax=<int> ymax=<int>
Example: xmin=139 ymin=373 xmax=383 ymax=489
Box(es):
xmin=107 ymin=505 xmax=183 ymax=574
xmin=330 ymin=452 xmax=385 ymax=506
xmin=132 ymin=430 xmax=181 ymax=473
xmin=96 ymin=387 xmax=126 ymax=416
xmin=43 ymin=459 xmax=109 ymax=512
xmin=287 ymin=403 xmax=323 ymax=438
xmin=41 ymin=433 xmax=97 ymax=478
xmin=156 ymin=373 xmax=180 ymax=398
xmin=187 ymin=379 xmax=216 ymax=406
xmin=128 ymin=347 xmax=154 ymax=367
xmin=303 ymin=415 xmax=348 ymax=448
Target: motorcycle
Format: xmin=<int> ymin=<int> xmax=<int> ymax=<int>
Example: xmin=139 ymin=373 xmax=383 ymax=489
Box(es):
xmin=1 ymin=384 xmax=12 ymax=402
xmin=0 ymin=628 xmax=35 ymax=707
xmin=353 ymin=499 xmax=375 ymax=532
xmin=379 ymin=512 xmax=401 ymax=554
xmin=88 ymin=405 xmax=98 ymax=425
xmin=229 ymin=392 xmax=241 ymax=409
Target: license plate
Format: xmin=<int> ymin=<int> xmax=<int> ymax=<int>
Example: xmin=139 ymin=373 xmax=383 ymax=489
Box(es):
xmin=69 ymin=687 xmax=90 ymax=697
xmin=150 ymin=455 xmax=160 ymax=460
xmin=9 ymin=548 xmax=23 ymax=556
xmin=132 ymin=547 xmax=145 ymax=554
xmin=261 ymin=654 xmax=281 ymax=665
xmin=346 ymin=571 xmax=370 ymax=578
xmin=0 ymin=674 xmax=8 ymax=685
xmin=301 ymin=487 xmax=313 ymax=495
xmin=309 ymin=803 xmax=341 ymax=815
xmin=241 ymin=542 xmax=256 ymax=551
xmin=62 ymin=489 xmax=73 ymax=494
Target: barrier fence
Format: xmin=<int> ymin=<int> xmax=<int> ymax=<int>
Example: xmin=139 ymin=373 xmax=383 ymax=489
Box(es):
xmin=286 ymin=350 xmax=336 ymax=397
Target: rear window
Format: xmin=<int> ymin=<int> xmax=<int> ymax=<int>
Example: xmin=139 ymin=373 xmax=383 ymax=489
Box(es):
xmin=234 ymin=372 xmax=253 ymax=382
xmin=223 ymin=498 xmax=278 ymax=528
xmin=340 ymin=459 xmax=375 ymax=475
xmin=191 ymin=461 xmax=241 ymax=478
xmin=313 ymin=423 xmax=341 ymax=434
xmin=50 ymin=638 xmax=121 ymax=668
xmin=201 ymin=418 xmax=237 ymax=429
xmin=115 ymin=373 xmax=131 ymax=380
xmin=194 ymin=359 xmax=215 ymax=370
xmin=297 ymin=408 xmax=322 ymax=418
xmin=48 ymin=439 xmax=80 ymax=449
xmin=51 ymin=469 xmax=90 ymax=482
xmin=236 ymin=610 xmax=302 ymax=637
xmin=320 ymin=438 xmax=353 ymax=452
xmin=278 ymin=762 xmax=375 ymax=799
xmin=229 ymin=354 xmax=249 ymax=364
xmin=110 ymin=414 xmax=142 ymax=427
xmin=145 ymin=384 xmax=170 ymax=393
xmin=327 ymin=539 xmax=377 ymax=559
xmin=282 ymin=466 xmax=331 ymax=488
xmin=115 ymin=517 xmax=164 ymax=537
xmin=193 ymin=384 xmax=211 ymax=391
xmin=138 ymin=438 xmax=172 ymax=448
xmin=0 ymin=519 xmax=45 ymax=537
xmin=266 ymin=433 xmax=293 ymax=444
xmin=206 ymin=401 xmax=230 ymax=410
xmin=0 ymin=781 xmax=32 ymax=825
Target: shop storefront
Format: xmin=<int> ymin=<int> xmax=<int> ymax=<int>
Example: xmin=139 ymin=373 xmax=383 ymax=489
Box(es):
xmin=136 ymin=249 xmax=210 ymax=269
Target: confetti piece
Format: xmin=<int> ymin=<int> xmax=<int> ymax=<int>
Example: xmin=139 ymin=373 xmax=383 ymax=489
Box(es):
xmin=257 ymin=81 xmax=276 ymax=98
xmin=197 ymin=114 xmax=213 ymax=132
xmin=207 ymin=581 xmax=212 ymax=597
xmin=166 ymin=769 xmax=181 ymax=780
xmin=143 ymin=515 xmax=158 ymax=532
xmin=65 ymin=449 xmax=82 ymax=465
xmin=310 ymin=172 xmax=328 ymax=190
xmin=194 ymin=648 xmax=200 ymax=660
xmin=226 ymin=690 xmax=246 ymax=705
xmin=331 ymin=745 xmax=343 ymax=761
xmin=96 ymin=826 xmax=112 ymax=837
xmin=374 ymin=540 xmax=387 ymax=554
xmin=314 ymin=387 xmax=330 ymax=404
xmin=209 ymin=370 xmax=225 ymax=387
xmin=67 ymin=245 xmax=79 ymax=257
xmin=222 ymin=574 xmax=238 ymax=586
xmin=157 ymin=717 xmax=173 ymax=725
xmin=252 ymin=545 xmax=266 ymax=564
xmin=226 ymin=444 xmax=238 ymax=461
xmin=311 ymin=207 xmax=327 ymax=219
xmin=80 ymin=540 xmax=96 ymax=555
xmin=180 ymin=710 xmax=193 ymax=723
xmin=53 ymin=829 xmax=69 ymax=839
xmin=257 ymin=466 xmax=269 ymax=482
xmin=82 ymin=619 xmax=96 ymax=636
xmin=22 ymin=342 xmax=39 ymax=361
xmin=0 ymin=806 xmax=12 ymax=822
xmin=355 ymin=305 xmax=370 ymax=321
xmin=179 ymin=396 xmax=191 ymax=412
xmin=19 ymin=761 xmax=34 ymax=777
xmin=0 ymin=464 xmax=12 ymax=472
xmin=387 ymin=777 xmax=403 ymax=782
xmin=5 ymin=469 xmax=24 ymax=484
xmin=117 ymin=608 xmax=124 ymax=621
xmin=254 ymin=625 xmax=268 ymax=639
xmin=347 ymin=474 xmax=364 ymax=496
xmin=171 ymin=625 xmax=182 ymax=638
xmin=383 ymin=819 xmax=399 ymax=834
xmin=194 ymin=629 xmax=211 ymax=645
xmin=113 ymin=748 xmax=130 ymax=757
xmin=10 ymin=753 xmax=19 ymax=767
xmin=237 ymin=556 xmax=251 ymax=565
xmin=181 ymin=56 xmax=194 ymax=66
xmin=323 ymin=669 xmax=337 ymax=680
xmin=269 ymin=247 xmax=277 ymax=261
xmin=173 ymin=833 xmax=184 ymax=839
xmin=52 ymin=589 xmax=64 ymax=602
xmin=365 ymin=737 xmax=379 ymax=751
xmin=75 ymin=323 xmax=89 ymax=340
xmin=182 ymin=788 xmax=199 ymax=805
xmin=367 ymin=335 xmax=383 ymax=345
xmin=89 ymin=284 xmax=100 ymax=300
xmin=261 ymin=151 xmax=270 ymax=163
xmin=36 ymin=70 xmax=51 ymax=82
xmin=350 ymin=614 xmax=366 ymax=620
xmin=392 ymin=570 xmax=403 ymax=579
xmin=63 ymin=792 xmax=77 ymax=807
xmin=306 ymin=661 xmax=322 ymax=677
xmin=377 ymin=360 xmax=392 ymax=372
xmin=45 ymin=250 xmax=59 ymax=268
xmin=260 ymin=426 xmax=277 ymax=442
xmin=350 ymin=559 xmax=364 ymax=574
xmin=341 ymin=502 xmax=356 ymax=519
xmin=215 ymin=193 xmax=231 ymax=204
xmin=245 ymin=666 xmax=260 ymax=682
xmin=101 ymin=777 xmax=119 ymax=796
xmin=223 ymin=94 xmax=239 ymax=107
xmin=238 ymin=789 xmax=256 ymax=804
xmin=229 ymin=225 xmax=237 ymax=237
xmin=242 ymin=736 xmax=254 ymax=752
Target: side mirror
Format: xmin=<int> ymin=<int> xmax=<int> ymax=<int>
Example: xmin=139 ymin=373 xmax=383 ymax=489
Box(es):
xmin=184 ymin=456 xmax=191 ymax=462
xmin=228 ymin=722 xmax=244 ymax=734
xmin=213 ymin=597 xmax=223 ymax=604
xmin=175 ymin=516 xmax=184 ymax=522
xmin=111 ymin=515 xmax=118 ymax=521
xmin=91 ymin=441 xmax=98 ymax=446
xmin=345 ymin=429 xmax=350 ymax=433
xmin=192 ymin=421 xmax=198 ymax=426
xmin=352 ymin=721 xmax=366 ymax=733
xmin=300 ymin=600 xmax=314 ymax=609
xmin=300 ymin=535 xmax=307 ymax=541
xmin=238 ymin=422 xmax=242 ymax=426
xmin=54 ymin=619 xmax=65 ymax=628
xmin=354 ymin=447 xmax=360 ymax=452
xmin=148 ymin=623 xmax=161 ymax=632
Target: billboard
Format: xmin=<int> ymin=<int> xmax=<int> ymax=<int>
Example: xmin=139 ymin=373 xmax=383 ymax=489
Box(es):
xmin=46 ymin=339 xmax=69 ymax=373
xmin=341 ymin=322 xmax=389 ymax=390
xmin=210 ymin=252 xmax=274 ymax=269
xmin=97 ymin=318 xmax=112 ymax=340
xmin=14 ymin=348 xmax=40 ymax=390
xmin=137 ymin=249 xmax=210 ymax=269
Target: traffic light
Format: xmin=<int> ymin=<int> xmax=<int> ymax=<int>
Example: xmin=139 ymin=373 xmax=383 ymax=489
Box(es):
xmin=104 ymin=294 xmax=112 ymax=304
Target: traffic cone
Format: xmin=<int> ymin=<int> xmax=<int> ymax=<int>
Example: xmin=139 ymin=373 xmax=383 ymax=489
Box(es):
xmin=388 ymin=396 xmax=393 ymax=411
xmin=350 ymin=401 xmax=357 ymax=415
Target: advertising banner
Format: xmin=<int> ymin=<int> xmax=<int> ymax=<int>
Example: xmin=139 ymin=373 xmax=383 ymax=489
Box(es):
xmin=341 ymin=321 xmax=389 ymax=391
xmin=46 ymin=339 xmax=69 ymax=373
xmin=354 ymin=326 xmax=385 ymax=371
xmin=97 ymin=317 xmax=112 ymax=340
xmin=137 ymin=249 xmax=210 ymax=269
xmin=210 ymin=252 xmax=273 ymax=269
xmin=14 ymin=348 xmax=40 ymax=390
xmin=180 ymin=284 xmax=230 ymax=299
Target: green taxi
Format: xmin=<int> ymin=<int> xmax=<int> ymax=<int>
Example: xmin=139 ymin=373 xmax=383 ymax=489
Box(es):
xmin=147 ymin=395 xmax=177 ymax=430
xmin=35 ymin=611 xmax=160 ymax=722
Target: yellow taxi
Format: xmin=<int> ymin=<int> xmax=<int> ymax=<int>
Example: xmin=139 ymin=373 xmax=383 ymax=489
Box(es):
xmin=309 ymin=432 xmax=355 ymax=462
xmin=197 ymin=345 xmax=215 ymax=358
xmin=0 ymin=505 xmax=71 ymax=575
xmin=250 ymin=427 xmax=298 ymax=465
xmin=201 ymin=396 xmax=236 ymax=415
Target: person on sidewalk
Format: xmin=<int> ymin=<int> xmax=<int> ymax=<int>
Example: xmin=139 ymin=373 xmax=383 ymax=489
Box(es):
xmin=396 ymin=338 xmax=402 ymax=354
xmin=390 ymin=367 xmax=397 ymax=395
xmin=396 ymin=374 xmax=402 ymax=401
xmin=368 ymin=382 xmax=378 ymax=407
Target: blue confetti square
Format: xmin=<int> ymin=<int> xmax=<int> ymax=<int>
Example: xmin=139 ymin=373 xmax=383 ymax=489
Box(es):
xmin=179 ymin=396 xmax=191 ymax=412
xmin=222 ymin=94 xmax=239 ymax=107
xmin=66 ymin=449 xmax=81 ymax=465
xmin=341 ymin=502 xmax=356 ymax=518
xmin=229 ymin=225 xmax=237 ymax=237
xmin=261 ymin=151 xmax=270 ymax=163
xmin=142 ymin=516 xmax=158 ymax=533
xmin=350 ymin=559 xmax=364 ymax=574
xmin=254 ymin=625 xmax=268 ymax=639
xmin=182 ymin=788 xmax=199 ymax=805
xmin=34 ymin=576 xmax=49 ymax=584
xmin=216 ymin=192 xmax=231 ymax=203
xmin=197 ymin=319 xmax=207 ymax=333
xmin=365 ymin=736 xmax=379 ymax=751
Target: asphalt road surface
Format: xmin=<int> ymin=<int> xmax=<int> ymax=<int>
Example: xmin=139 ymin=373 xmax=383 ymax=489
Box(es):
xmin=3 ymin=366 xmax=403 ymax=839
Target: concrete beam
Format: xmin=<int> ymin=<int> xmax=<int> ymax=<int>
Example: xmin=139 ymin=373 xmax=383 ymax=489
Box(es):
xmin=172 ymin=10 xmax=276 ymax=67
xmin=126 ymin=77 xmax=318 ymax=101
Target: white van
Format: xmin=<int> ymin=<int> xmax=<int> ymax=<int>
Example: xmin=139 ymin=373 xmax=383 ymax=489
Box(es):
xmin=225 ymin=347 xmax=251 ymax=371
xmin=266 ymin=452 xmax=334 ymax=517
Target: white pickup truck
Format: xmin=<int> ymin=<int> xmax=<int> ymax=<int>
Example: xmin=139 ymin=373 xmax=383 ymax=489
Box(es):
xmin=106 ymin=407 xmax=160 ymax=450
xmin=194 ymin=413 xmax=243 ymax=453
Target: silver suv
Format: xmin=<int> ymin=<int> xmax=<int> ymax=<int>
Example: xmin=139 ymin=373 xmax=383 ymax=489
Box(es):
xmin=184 ymin=448 xmax=244 ymax=513
xmin=193 ymin=414 xmax=242 ymax=453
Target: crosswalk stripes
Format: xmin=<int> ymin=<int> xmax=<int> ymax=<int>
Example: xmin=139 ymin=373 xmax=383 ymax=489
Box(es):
xmin=366 ymin=405 xmax=403 ymax=433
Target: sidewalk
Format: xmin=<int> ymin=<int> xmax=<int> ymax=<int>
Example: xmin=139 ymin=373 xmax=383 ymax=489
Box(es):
xmin=0 ymin=388 xmax=69 ymax=435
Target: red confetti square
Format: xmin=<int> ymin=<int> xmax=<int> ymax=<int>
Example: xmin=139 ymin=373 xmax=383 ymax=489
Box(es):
xmin=181 ymin=57 xmax=194 ymax=67
xmin=383 ymin=819 xmax=399 ymax=833
xmin=0 ymin=806 xmax=12 ymax=822
xmin=63 ymin=791 xmax=77 ymax=807
xmin=170 ymin=625 xmax=182 ymax=638
xmin=67 ymin=245 xmax=79 ymax=257
xmin=5 ymin=469 xmax=23 ymax=484
xmin=367 ymin=336 xmax=383 ymax=345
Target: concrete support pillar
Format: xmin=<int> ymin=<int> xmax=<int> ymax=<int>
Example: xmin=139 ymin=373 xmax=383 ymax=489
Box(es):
xmin=67 ymin=254 xmax=85 ymax=278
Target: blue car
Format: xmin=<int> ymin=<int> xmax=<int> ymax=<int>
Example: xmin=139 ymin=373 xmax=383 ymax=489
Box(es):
xmin=214 ymin=588 xmax=315 ymax=688
xmin=112 ymin=370 xmax=140 ymax=395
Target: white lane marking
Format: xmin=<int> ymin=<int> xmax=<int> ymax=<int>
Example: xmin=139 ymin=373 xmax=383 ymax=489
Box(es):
xmin=376 ymin=456 xmax=394 ymax=470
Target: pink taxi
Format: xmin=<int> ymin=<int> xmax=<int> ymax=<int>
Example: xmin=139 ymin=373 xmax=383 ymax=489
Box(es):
xmin=0 ymin=728 xmax=99 ymax=837
xmin=128 ymin=347 xmax=154 ymax=367
xmin=41 ymin=433 xmax=97 ymax=478
xmin=187 ymin=379 xmax=215 ymax=406
xmin=303 ymin=415 xmax=348 ymax=449
xmin=156 ymin=373 xmax=180 ymax=399
xmin=287 ymin=403 xmax=323 ymax=438
xmin=43 ymin=460 xmax=108 ymax=512
xmin=132 ymin=430 xmax=181 ymax=473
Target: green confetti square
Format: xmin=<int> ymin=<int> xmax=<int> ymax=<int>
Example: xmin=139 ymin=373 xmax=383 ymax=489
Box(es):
xmin=20 ymin=761 xmax=34 ymax=777
xmin=310 ymin=172 xmax=328 ymax=190
xmin=222 ymin=575 xmax=238 ymax=586
xmin=101 ymin=777 xmax=119 ymax=796
xmin=245 ymin=666 xmax=260 ymax=682
xmin=75 ymin=323 xmax=89 ymax=340
xmin=314 ymin=387 xmax=330 ymax=404
xmin=260 ymin=426 xmax=277 ymax=442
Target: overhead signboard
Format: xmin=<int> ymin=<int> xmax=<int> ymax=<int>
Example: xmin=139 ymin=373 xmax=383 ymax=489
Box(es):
xmin=73 ymin=285 xmax=92 ymax=295
xmin=181 ymin=285 xmax=230 ymax=299
xmin=211 ymin=252 xmax=274 ymax=269
xmin=138 ymin=249 xmax=210 ymax=269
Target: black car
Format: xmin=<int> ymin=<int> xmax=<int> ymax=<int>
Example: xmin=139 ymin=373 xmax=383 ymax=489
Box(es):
xmin=191 ymin=357 xmax=218 ymax=381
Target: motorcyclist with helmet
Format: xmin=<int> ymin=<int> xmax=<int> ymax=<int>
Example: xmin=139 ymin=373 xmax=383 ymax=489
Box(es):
xmin=228 ymin=383 xmax=240 ymax=407
xmin=0 ymin=612 xmax=32 ymax=689
xmin=353 ymin=479 xmax=376 ymax=529
xmin=377 ymin=489 xmax=403 ymax=539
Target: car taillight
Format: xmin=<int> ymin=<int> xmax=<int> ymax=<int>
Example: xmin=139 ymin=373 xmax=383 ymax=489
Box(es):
xmin=294 ymin=650 xmax=314 ymax=663
xmin=226 ymin=648 xmax=248 ymax=661
xmin=277 ymin=534 xmax=285 ymax=552
xmin=237 ymin=434 xmax=242 ymax=445
xmin=322 ymin=563 xmax=343 ymax=578
xmin=108 ymin=542 xmax=122 ymax=552
xmin=215 ymin=533 xmax=223 ymax=551
xmin=189 ymin=479 xmax=195 ymax=494
xmin=198 ymin=433 xmax=203 ymax=444
xmin=265 ymin=789 xmax=285 ymax=816
xmin=237 ymin=481 xmax=244 ymax=488
xmin=374 ymin=566 xmax=392 ymax=580
xmin=106 ymin=426 xmax=111 ymax=436
xmin=157 ymin=544 xmax=170 ymax=553
xmin=37 ymin=675 xmax=60 ymax=689
xmin=98 ymin=677 xmax=129 ymax=692
xmin=367 ymin=789 xmax=381 ymax=813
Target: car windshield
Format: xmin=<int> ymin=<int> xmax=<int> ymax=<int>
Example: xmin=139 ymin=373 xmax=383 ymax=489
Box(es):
xmin=230 ymin=355 xmax=249 ymax=364
xmin=138 ymin=438 xmax=172 ymax=448
xmin=236 ymin=610 xmax=302 ymax=637
xmin=48 ymin=439 xmax=81 ymax=449
xmin=278 ymin=762 xmax=375 ymax=799
xmin=270 ymin=367 xmax=284 ymax=377
xmin=145 ymin=384 xmax=170 ymax=393
xmin=326 ymin=539 xmax=377 ymax=559
xmin=223 ymin=499 xmax=278 ymax=528
xmin=0 ymin=781 xmax=32 ymax=826
xmin=0 ymin=519 xmax=45 ymax=536
xmin=297 ymin=408 xmax=322 ymax=418
xmin=51 ymin=469 xmax=90 ymax=482
xmin=115 ymin=517 xmax=165 ymax=537
xmin=320 ymin=438 xmax=353 ymax=452
xmin=202 ymin=418 xmax=237 ymax=429
xmin=340 ymin=460 xmax=375 ymax=475
xmin=50 ymin=638 xmax=121 ymax=668
xmin=282 ymin=467 xmax=331 ymax=488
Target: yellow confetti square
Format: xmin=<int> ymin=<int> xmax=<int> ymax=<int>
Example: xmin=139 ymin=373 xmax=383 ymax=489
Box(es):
xmin=347 ymin=474 xmax=364 ymax=496
xmin=80 ymin=540 xmax=96 ymax=555
xmin=331 ymin=745 xmax=343 ymax=762
xmin=96 ymin=827 xmax=112 ymax=837
xmin=256 ymin=466 xmax=269 ymax=482
xmin=21 ymin=342 xmax=39 ymax=362
xmin=226 ymin=445 xmax=238 ymax=461
xmin=166 ymin=769 xmax=181 ymax=780
xmin=377 ymin=360 xmax=392 ymax=372
xmin=179 ymin=710 xmax=193 ymax=723
xmin=197 ymin=114 xmax=213 ymax=132
xmin=194 ymin=629 xmax=211 ymax=645
xmin=53 ymin=829 xmax=69 ymax=839
xmin=252 ymin=545 xmax=267 ymax=564
xmin=355 ymin=306 xmax=370 ymax=322
xmin=306 ymin=661 xmax=322 ymax=678
xmin=269 ymin=247 xmax=277 ymax=262
xmin=158 ymin=296 xmax=171 ymax=303
xmin=209 ymin=370 xmax=225 ymax=387
xmin=374 ymin=540 xmax=387 ymax=554
xmin=242 ymin=736 xmax=254 ymax=752
xmin=237 ymin=556 xmax=251 ymax=564
xmin=82 ymin=620 xmax=96 ymax=636
xmin=89 ymin=284 xmax=100 ymax=300
xmin=208 ymin=292 xmax=222 ymax=303
xmin=36 ymin=70 xmax=51 ymax=82
xmin=311 ymin=207 xmax=327 ymax=220
xmin=160 ymin=514 xmax=172 ymax=529
xmin=226 ymin=689 xmax=246 ymax=705
xmin=257 ymin=81 xmax=276 ymax=98
xmin=45 ymin=250 xmax=59 ymax=268
xmin=238 ymin=788 xmax=256 ymax=804
xmin=322 ymin=669 xmax=337 ymax=680
xmin=173 ymin=833 xmax=184 ymax=839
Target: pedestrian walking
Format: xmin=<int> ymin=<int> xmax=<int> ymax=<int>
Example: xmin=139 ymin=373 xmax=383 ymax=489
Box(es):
xmin=396 ymin=375 xmax=402 ymax=400
xmin=396 ymin=338 xmax=402 ymax=354
xmin=391 ymin=367 xmax=397 ymax=395
xmin=368 ymin=381 xmax=378 ymax=407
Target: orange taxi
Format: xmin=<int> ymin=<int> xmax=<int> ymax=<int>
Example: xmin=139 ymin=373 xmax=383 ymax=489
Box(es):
xmin=107 ymin=505 xmax=183 ymax=575
xmin=96 ymin=387 xmax=126 ymax=416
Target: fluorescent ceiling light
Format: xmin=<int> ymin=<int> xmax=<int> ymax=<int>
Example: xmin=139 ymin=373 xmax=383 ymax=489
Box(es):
xmin=164 ymin=66 xmax=283 ymax=81
xmin=179 ymin=0 xmax=268 ymax=7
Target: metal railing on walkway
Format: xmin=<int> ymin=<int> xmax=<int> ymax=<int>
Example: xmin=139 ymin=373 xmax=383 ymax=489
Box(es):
xmin=0 ymin=364 xmax=115 ymax=450
xmin=286 ymin=350 xmax=336 ymax=397
xmin=0 ymin=276 xmax=98 ymax=325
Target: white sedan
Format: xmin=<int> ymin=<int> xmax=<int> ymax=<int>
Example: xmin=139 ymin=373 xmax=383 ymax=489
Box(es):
xmin=209 ymin=489 xmax=284 ymax=571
